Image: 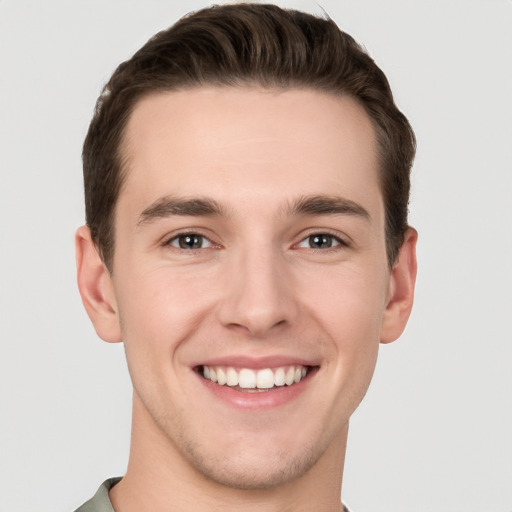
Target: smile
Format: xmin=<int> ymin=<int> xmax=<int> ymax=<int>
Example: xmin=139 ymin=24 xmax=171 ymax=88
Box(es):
xmin=201 ymin=365 xmax=310 ymax=391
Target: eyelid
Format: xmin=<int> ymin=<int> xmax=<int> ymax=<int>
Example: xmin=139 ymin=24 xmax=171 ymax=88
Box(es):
xmin=159 ymin=227 xmax=350 ymax=251
xmin=161 ymin=228 xmax=220 ymax=250
xmin=294 ymin=229 xmax=351 ymax=249
xmin=170 ymin=235 xmax=212 ymax=249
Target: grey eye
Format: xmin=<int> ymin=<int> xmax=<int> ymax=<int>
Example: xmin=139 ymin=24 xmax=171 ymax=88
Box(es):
xmin=309 ymin=234 xmax=333 ymax=249
xmin=170 ymin=234 xmax=211 ymax=249
xmin=299 ymin=234 xmax=341 ymax=249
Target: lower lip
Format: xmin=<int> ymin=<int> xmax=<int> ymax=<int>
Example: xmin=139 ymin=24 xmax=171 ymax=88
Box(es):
xmin=197 ymin=369 xmax=316 ymax=410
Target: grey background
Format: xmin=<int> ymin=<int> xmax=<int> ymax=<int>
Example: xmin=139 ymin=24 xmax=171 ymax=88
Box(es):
xmin=0 ymin=1 xmax=511 ymax=511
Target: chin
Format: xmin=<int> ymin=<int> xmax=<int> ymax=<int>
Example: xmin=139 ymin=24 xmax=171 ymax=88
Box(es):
xmin=182 ymin=442 xmax=323 ymax=490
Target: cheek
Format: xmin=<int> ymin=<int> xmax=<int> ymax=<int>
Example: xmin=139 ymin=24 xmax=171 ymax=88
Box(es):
xmin=113 ymin=270 xmax=206 ymax=406
xmin=303 ymin=261 xmax=389 ymax=338
xmin=115 ymin=265 xmax=213 ymax=340
xmin=305 ymin=264 xmax=387 ymax=385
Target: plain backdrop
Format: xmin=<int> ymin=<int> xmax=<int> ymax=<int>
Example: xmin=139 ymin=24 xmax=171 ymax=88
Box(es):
xmin=1 ymin=1 xmax=511 ymax=511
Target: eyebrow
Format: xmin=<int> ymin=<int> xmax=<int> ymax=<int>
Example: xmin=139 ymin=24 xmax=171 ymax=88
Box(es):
xmin=137 ymin=193 xmax=371 ymax=227
xmin=137 ymin=196 xmax=227 ymax=226
xmin=285 ymin=194 xmax=371 ymax=222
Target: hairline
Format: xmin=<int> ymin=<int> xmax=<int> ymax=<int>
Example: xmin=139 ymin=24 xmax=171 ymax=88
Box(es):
xmin=103 ymin=84 xmax=399 ymax=272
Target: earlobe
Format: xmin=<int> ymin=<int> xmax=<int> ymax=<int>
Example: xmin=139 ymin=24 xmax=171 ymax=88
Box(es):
xmin=75 ymin=225 xmax=122 ymax=343
xmin=380 ymin=227 xmax=418 ymax=344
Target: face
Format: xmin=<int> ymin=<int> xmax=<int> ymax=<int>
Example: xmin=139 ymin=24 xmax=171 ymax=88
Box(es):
xmin=80 ymin=87 xmax=415 ymax=490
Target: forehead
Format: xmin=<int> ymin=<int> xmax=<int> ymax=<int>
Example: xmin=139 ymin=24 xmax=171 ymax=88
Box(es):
xmin=119 ymin=87 xmax=382 ymax=219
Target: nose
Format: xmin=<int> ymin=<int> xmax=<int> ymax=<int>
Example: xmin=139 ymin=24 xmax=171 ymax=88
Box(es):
xmin=218 ymin=244 xmax=299 ymax=337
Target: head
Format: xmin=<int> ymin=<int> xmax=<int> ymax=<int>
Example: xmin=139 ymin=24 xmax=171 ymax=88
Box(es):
xmin=83 ymin=3 xmax=415 ymax=272
xmin=77 ymin=3 xmax=417 ymax=498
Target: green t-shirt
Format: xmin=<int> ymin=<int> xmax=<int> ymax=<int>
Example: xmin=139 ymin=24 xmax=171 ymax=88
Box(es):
xmin=74 ymin=478 xmax=121 ymax=512
xmin=74 ymin=478 xmax=351 ymax=511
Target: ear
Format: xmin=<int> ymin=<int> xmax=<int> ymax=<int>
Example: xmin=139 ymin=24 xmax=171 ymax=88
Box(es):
xmin=380 ymin=227 xmax=418 ymax=344
xmin=75 ymin=225 xmax=122 ymax=343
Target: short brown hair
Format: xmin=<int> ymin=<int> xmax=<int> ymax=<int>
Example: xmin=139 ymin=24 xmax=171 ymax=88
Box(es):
xmin=83 ymin=3 xmax=415 ymax=270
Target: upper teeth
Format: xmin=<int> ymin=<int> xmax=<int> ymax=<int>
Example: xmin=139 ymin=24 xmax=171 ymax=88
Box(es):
xmin=203 ymin=365 xmax=308 ymax=389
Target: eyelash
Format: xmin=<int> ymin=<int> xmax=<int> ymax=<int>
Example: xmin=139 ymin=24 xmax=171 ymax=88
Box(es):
xmin=163 ymin=230 xmax=349 ymax=251
xmin=295 ymin=232 xmax=349 ymax=251
xmin=163 ymin=231 xmax=216 ymax=250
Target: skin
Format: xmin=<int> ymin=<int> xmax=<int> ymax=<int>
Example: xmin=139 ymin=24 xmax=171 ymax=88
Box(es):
xmin=76 ymin=87 xmax=417 ymax=512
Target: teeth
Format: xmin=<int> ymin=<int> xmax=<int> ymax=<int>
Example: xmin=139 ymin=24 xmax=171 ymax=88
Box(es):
xmin=226 ymin=367 xmax=238 ymax=386
xmin=202 ymin=365 xmax=309 ymax=389
xmin=274 ymin=368 xmax=285 ymax=386
xmin=239 ymin=369 xmax=256 ymax=389
xmin=217 ymin=367 xmax=227 ymax=385
xmin=285 ymin=367 xmax=295 ymax=386
xmin=256 ymin=368 xmax=274 ymax=389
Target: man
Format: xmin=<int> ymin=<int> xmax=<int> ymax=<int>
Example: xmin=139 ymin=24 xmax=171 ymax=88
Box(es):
xmin=74 ymin=3 xmax=417 ymax=511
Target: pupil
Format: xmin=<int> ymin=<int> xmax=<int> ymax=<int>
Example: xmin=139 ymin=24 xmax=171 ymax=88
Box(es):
xmin=179 ymin=235 xmax=202 ymax=249
xmin=310 ymin=234 xmax=332 ymax=249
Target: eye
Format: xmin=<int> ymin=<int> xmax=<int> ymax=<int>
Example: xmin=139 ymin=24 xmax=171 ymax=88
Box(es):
xmin=297 ymin=234 xmax=344 ymax=249
xmin=167 ymin=233 xmax=213 ymax=250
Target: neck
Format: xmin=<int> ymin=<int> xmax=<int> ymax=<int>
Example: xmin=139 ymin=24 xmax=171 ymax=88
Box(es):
xmin=110 ymin=394 xmax=348 ymax=512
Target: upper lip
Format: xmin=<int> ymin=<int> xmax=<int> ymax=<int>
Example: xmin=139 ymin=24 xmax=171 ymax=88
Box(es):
xmin=192 ymin=355 xmax=320 ymax=370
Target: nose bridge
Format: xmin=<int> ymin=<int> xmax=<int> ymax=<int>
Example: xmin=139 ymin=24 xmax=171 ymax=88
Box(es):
xmin=219 ymin=237 xmax=297 ymax=336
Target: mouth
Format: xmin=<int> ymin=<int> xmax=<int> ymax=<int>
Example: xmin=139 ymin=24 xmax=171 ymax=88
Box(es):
xmin=197 ymin=364 xmax=314 ymax=392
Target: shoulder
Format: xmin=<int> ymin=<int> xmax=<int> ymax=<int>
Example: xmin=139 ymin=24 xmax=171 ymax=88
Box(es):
xmin=73 ymin=479 xmax=353 ymax=512
xmin=73 ymin=478 xmax=121 ymax=512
